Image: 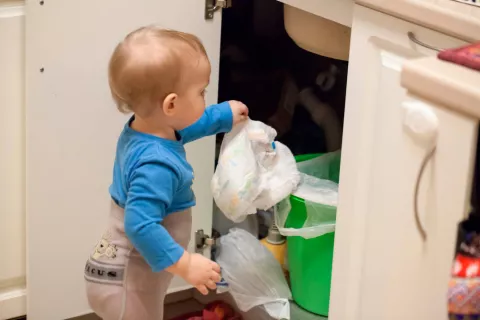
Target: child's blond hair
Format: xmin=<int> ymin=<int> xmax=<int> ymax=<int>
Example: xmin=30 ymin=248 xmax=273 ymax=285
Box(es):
xmin=108 ymin=26 xmax=208 ymax=116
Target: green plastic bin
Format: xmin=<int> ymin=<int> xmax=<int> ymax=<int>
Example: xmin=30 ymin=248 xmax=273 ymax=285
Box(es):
xmin=285 ymin=153 xmax=340 ymax=317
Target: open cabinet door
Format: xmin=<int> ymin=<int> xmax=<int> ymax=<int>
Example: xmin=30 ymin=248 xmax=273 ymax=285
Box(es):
xmin=25 ymin=1 xmax=222 ymax=319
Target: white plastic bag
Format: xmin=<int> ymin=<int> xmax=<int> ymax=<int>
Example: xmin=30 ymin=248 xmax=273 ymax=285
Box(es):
xmin=212 ymin=119 xmax=300 ymax=223
xmin=275 ymin=198 xmax=335 ymax=239
xmin=274 ymin=152 xmax=340 ymax=239
xmin=216 ymin=228 xmax=292 ymax=319
xmin=296 ymin=150 xmax=341 ymax=182
xmin=293 ymin=173 xmax=338 ymax=206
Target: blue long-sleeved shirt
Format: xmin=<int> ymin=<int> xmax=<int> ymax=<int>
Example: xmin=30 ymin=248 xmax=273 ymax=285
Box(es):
xmin=109 ymin=102 xmax=233 ymax=272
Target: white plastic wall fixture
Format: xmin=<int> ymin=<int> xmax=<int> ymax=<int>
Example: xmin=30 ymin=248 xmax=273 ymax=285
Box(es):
xmin=402 ymin=100 xmax=439 ymax=148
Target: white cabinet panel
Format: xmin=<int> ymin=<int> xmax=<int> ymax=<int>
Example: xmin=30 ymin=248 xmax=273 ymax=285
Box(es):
xmin=0 ymin=5 xmax=26 ymax=320
xmin=26 ymin=1 xmax=222 ymax=319
xmin=330 ymin=6 xmax=474 ymax=320
xmin=358 ymin=86 xmax=476 ymax=320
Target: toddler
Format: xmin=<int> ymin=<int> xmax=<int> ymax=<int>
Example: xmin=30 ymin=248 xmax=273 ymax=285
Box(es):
xmin=84 ymin=26 xmax=248 ymax=320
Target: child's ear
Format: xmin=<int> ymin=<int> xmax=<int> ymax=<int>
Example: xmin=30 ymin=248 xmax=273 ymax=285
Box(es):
xmin=162 ymin=93 xmax=177 ymax=116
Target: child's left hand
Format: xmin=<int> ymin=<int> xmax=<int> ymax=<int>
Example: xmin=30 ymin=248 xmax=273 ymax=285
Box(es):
xmin=229 ymin=100 xmax=249 ymax=126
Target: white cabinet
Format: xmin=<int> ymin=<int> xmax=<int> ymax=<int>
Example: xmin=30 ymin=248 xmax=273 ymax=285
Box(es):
xmin=25 ymin=1 xmax=222 ymax=319
xmin=329 ymin=5 xmax=476 ymax=320
xmin=0 ymin=5 xmax=26 ymax=320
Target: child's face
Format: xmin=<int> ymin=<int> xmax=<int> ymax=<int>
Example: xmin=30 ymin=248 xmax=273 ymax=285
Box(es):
xmin=171 ymin=56 xmax=211 ymax=130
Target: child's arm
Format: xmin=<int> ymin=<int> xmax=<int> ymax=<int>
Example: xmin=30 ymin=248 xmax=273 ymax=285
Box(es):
xmin=124 ymin=154 xmax=221 ymax=293
xmin=124 ymin=157 xmax=184 ymax=271
xmin=179 ymin=101 xmax=248 ymax=144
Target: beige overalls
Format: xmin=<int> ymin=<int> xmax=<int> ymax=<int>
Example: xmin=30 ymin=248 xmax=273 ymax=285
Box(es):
xmin=84 ymin=201 xmax=191 ymax=320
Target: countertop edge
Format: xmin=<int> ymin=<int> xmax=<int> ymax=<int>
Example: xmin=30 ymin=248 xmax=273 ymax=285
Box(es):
xmin=401 ymin=57 xmax=480 ymax=120
xmin=356 ymin=0 xmax=480 ymax=42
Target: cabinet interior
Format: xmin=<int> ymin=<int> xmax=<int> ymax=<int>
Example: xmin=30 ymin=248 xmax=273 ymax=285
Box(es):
xmin=211 ymin=0 xmax=349 ymax=236
xmin=216 ymin=0 xmax=349 ymax=160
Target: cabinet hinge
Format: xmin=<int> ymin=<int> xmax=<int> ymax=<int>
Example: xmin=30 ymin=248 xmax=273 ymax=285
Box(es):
xmin=195 ymin=229 xmax=217 ymax=253
xmin=205 ymin=0 xmax=232 ymax=20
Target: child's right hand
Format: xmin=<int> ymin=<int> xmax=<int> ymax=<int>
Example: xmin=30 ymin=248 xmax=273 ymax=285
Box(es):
xmin=229 ymin=100 xmax=249 ymax=126
xmin=167 ymin=251 xmax=222 ymax=295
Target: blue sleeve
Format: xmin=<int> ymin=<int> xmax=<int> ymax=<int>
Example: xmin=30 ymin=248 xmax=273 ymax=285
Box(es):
xmin=179 ymin=101 xmax=233 ymax=144
xmin=124 ymin=156 xmax=184 ymax=272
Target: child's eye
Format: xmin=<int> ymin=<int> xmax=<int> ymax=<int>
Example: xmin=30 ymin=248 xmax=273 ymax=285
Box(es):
xmin=201 ymin=89 xmax=207 ymax=97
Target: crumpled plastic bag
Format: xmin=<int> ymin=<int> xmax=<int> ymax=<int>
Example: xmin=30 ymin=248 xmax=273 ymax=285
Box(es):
xmin=212 ymin=120 xmax=300 ymax=223
xmin=293 ymin=150 xmax=340 ymax=208
xmin=216 ymin=228 xmax=292 ymax=320
xmin=293 ymin=173 xmax=338 ymax=206
xmin=296 ymin=150 xmax=341 ymax=183
xmin=275 ymin=151 xmax=340 ymax=239
xmin=275 ymin=198 xmax=336 ymax=239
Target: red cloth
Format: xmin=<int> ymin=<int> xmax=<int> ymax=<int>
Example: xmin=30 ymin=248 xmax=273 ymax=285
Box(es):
xmin=438 ymin=42 xmax=480 ymax=71
xmin=452 ymin=253 xmax=480 ymax=278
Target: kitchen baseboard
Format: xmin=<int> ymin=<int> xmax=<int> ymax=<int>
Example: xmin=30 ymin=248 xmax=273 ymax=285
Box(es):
xmin=0 ymin=286 xmax=26 ymax=320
